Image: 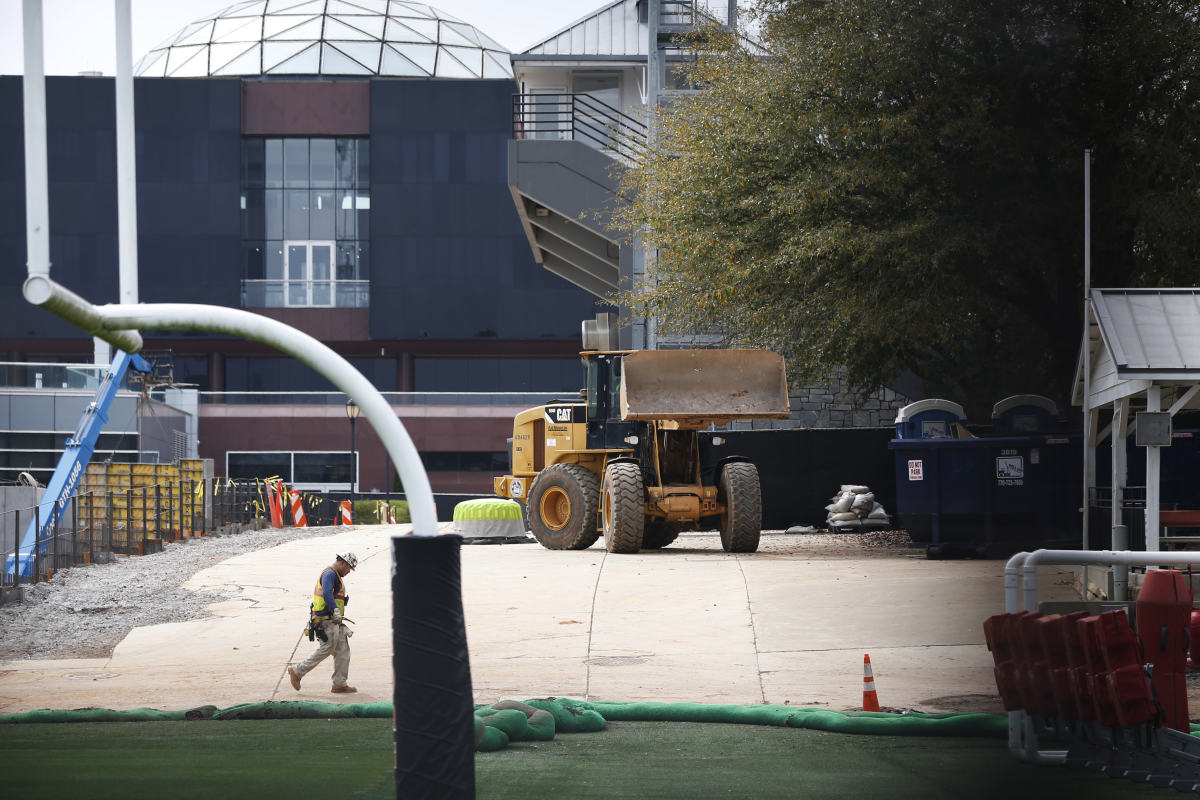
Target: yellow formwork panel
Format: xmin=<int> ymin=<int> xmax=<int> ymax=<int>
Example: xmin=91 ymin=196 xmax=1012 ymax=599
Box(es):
xmin=66 ymin=460 xmax=209 ymax=544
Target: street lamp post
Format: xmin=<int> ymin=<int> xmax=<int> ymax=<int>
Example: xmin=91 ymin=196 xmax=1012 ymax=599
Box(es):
xmin=345 ymin=398 xmax=360 ymax=504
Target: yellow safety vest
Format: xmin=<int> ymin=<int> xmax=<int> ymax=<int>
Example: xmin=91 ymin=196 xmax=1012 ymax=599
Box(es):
xmin=311 ymin=567 xmax=346 ymax=616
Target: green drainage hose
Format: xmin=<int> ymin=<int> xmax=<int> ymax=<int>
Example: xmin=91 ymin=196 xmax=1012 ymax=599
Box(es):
xmin=5 ymin=698 xmax=1191 ymax=753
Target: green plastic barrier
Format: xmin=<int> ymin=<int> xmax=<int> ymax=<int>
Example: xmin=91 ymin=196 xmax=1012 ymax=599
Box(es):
xmin=9 ymin=697 xmax=1196 ymax=755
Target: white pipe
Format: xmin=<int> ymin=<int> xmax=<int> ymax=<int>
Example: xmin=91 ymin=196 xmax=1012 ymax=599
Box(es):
xmin=22 ymin=0 xmax=50 ymax=278
xmin=1020 ymin=549 xmax=1200 ymax=613
xmin=93 ymin=303 xmax=438 ymax=536
xmin=1003 ymin=551 xmax=1030 ymax=758
xmin=114 ymin=0 xmax=138 ymax=304
xmin=1004 ymin=551 xmax=1029 ymax=613
xmin=24 ymin=275 xmax=144 ymax=353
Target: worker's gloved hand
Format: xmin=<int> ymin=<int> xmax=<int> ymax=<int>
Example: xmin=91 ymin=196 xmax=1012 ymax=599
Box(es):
xmin=330 ymin=612 xmax=344 ymax=624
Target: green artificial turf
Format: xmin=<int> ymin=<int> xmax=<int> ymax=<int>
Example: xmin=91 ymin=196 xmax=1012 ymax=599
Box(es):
xmin=1 ymin=718 xmax=1157 ymax=799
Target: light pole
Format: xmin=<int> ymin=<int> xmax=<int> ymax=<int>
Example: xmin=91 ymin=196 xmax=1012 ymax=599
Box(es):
xmin=345 ymin=398 xmax=360 ymax=504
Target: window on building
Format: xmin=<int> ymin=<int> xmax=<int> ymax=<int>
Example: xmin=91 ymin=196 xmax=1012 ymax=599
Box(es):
xmin=227 ymin=451 xmax=355 ymax=490
xmin=240 ymin=137 xmax=369 ymax=309
xmin=224 ymin=357 xmax=396 ymax=392
xmin=420 ymin=451 xmax=508 ymax=472
xmin=413 ymin=357 xmax=582 ymax=392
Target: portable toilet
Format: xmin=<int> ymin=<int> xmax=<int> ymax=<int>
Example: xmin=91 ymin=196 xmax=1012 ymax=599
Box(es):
xmin=894 ymin=399 xmax=966 ymax=440
xmin=991 ymin=395 xmax=1060 ymax=436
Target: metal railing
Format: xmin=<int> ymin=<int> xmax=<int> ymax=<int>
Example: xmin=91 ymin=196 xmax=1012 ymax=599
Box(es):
xmin=0 ymin=361 xmax=144 ymax=391
xmin=241 ymin=279 xmax=369 ymax=309
xmin=662 ymin=0 xmax=705 ymax=27
xmin=513 ymin=93 xmax=647 ymax=163
xmin=1 ymin=478 xmax=272 ymax=587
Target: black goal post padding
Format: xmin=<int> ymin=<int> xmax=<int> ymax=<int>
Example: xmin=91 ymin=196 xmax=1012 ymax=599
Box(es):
xmin=392 ymin=534 xmax=475 ymax=799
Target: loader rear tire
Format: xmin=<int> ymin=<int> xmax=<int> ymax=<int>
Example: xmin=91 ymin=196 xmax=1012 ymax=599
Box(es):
xmin=527 ymin=464 xmax=601 ymax=550
xmin=719 ymin=462 xmax=762 ymax=553
xmin=641 ymin=520 xmax=682 ymax=550
xmin=602 ymin=461 xmax=645 ymax=554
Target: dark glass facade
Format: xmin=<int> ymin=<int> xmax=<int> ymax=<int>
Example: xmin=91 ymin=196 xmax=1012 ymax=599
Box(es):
xmin=0 ymin=74 xmax=601 ymax=491
xmin=0 ymin=75 xmax=599 ymax=344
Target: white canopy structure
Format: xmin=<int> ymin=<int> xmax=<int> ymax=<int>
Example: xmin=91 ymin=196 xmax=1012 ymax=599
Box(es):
xmin=1072 ymin=288 xmax=1200 ymax=580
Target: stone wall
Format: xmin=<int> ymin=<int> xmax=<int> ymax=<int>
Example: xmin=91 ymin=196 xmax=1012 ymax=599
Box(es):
xmin=732 ymin=372 xmax=910 ymax=430
xmin=789 ymin=374 xmax=911 ymax=428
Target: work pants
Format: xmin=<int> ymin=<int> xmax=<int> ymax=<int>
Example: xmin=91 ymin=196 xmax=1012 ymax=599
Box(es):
xmin=293 ymin=619 xmax=351 ymax=688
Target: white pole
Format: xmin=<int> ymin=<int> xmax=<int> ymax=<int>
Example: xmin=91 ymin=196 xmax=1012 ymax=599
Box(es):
xmin=1146 ymin=385 xmax=1162 ymax=553
xmin=93 ymin=302 xmax=439 ymax=537
xmin=21 ymin=0 xmax=51 ymax=279
xmin=1080 ymin=150 xmax=1092 ymax=586
xmin=1083 ymin=150 xmax=1091 ymax=293
xmin=1111 ymin=396 xmax=1128 ymax=597
xmin=114 ymin=0 xmax=139 ymax=304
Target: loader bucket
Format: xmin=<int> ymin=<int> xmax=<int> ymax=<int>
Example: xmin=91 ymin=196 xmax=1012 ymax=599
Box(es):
xmin=619 ymin=349 xmax=791 ymax=429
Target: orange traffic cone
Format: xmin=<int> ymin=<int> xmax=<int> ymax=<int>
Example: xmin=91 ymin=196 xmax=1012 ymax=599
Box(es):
xmin=862 ymin=654 xmax=881 ymax=711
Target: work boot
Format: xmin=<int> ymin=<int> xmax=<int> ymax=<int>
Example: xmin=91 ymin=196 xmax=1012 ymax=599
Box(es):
xmin=288 ymin=667 xmax=301 ymax=691
xmin=331 ymin=685 xmax=357 ymax=694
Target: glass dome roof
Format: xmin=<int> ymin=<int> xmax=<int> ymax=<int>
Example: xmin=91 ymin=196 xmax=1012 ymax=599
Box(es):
xmin=134 ymin=0 xmax=513 ymax=79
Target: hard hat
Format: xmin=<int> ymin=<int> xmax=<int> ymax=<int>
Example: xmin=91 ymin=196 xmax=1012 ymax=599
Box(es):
xmin=336 ymin=551 xmax=358 ymax=570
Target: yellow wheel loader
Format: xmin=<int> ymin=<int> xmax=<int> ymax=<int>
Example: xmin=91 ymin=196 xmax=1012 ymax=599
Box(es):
xmin=494 ymin=345 xmax=790 ymax=554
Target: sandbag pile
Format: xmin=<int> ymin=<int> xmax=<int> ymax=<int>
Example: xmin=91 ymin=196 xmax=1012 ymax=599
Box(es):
xmin=825 ymin=484 xmax=892 ymax=531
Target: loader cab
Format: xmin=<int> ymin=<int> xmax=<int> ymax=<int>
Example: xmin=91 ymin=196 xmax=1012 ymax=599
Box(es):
xmin=583 ymin=352 xmax=640 ymax=451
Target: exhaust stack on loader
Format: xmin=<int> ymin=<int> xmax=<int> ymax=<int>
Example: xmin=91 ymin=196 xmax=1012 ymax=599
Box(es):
xmin=495 ymin=323 xmax=790 ymax=554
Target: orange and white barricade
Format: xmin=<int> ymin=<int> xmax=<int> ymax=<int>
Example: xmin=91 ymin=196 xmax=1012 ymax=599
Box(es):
xmin=267 ymin=480 xmax=285 ymax=528
xmin=339 ymin=500 xmax=353 ymax=525
xmin=289 ymin=490 xmax=307 ymax=527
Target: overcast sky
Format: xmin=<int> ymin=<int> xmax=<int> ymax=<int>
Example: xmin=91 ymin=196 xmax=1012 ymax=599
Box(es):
xmin=0 ymin=0 xmax=607 ymax=76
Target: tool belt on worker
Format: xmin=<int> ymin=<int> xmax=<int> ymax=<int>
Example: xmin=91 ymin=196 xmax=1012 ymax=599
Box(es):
xmin=307 ymin=607 xmax=331 ymax=642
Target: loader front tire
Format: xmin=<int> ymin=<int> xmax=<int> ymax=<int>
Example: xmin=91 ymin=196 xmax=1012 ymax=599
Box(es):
xmin=528 ymin=464 xmax=601 ymax=550
xmin=602 ymin=461 xmax=645 ymax=554
xmin=719 ymin=462 xmax=762 ymax=553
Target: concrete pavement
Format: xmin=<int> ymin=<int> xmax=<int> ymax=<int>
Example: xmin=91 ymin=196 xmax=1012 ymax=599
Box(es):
xmin=0 ymin=526 xmax=1079 ymax=715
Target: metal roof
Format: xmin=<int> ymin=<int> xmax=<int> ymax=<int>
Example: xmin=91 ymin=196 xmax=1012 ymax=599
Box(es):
xmin=519 ymin=0 xmax=646 ymax=58
xmin=1092 ymin=288 xmax=1200 ymax=376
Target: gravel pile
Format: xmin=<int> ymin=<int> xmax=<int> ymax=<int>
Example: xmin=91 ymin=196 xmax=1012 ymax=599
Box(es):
xmin=0 ymin=525 xmax=344 ymax=661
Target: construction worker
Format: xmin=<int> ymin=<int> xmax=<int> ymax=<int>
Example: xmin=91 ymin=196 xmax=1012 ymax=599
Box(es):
xmin=288 ymin=551 xmax=358 ymax=694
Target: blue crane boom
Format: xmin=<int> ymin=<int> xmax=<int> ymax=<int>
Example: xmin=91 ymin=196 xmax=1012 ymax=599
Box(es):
xmin=5 ymin=350 xmax=151 ymax=580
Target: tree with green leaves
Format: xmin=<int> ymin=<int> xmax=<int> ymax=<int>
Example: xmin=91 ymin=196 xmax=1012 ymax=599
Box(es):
xmin=614 ymin=0 xmax=1200 ymax=418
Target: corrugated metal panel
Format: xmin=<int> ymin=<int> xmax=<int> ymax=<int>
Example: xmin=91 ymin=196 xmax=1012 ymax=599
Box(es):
xmin=1093 ymin=289 xmax=1200 ymax=374
xmin=523 ymin=0 xmax=645 ymax=57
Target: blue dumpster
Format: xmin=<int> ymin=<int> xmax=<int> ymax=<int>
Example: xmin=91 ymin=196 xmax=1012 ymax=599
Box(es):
xmin=890 ymin=397 xmax=1081 ymax=558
